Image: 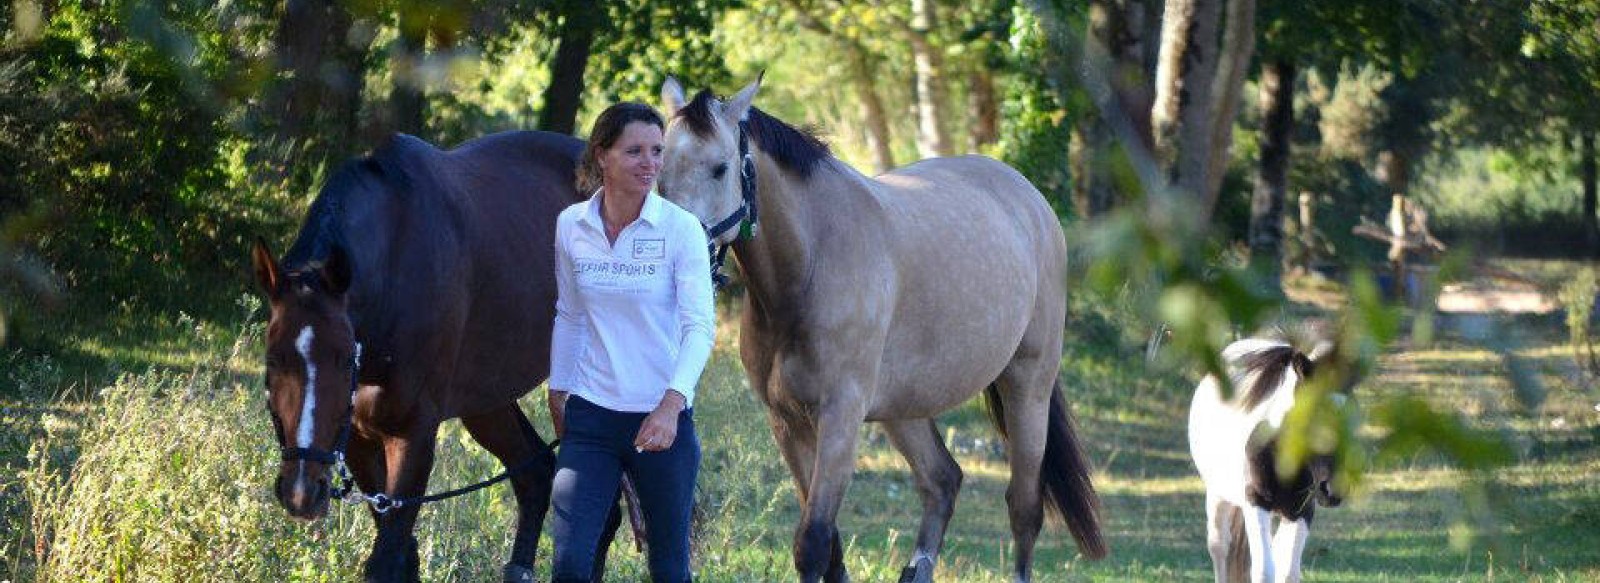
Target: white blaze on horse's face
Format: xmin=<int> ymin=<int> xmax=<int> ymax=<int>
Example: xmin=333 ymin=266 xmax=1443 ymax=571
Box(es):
xmin=294 ymin=325 xmax=318 ymax=448
xmin=659 ymin=76 xmax=761 ymax=244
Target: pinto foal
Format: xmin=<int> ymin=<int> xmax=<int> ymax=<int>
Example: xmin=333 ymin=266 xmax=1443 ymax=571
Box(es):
xmin=1189 ymin=338 xmax=1348 ymax=583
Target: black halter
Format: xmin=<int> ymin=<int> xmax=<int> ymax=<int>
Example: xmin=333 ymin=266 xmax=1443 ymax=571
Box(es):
xmin=704 ymin=118 xmax=759 ymax=290
xmin=277 ymin=343 xmax=363 ymax=499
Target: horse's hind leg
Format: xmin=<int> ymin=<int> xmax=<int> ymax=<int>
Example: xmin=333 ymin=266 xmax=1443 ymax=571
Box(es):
xmin=990 ymin=370 xmax=1052 ymax=583
xmin=882 ymin=418 xmax=962 ymax=583
xmin=1205 ymin=493 xmax=1240 ymax=583
xmin=461 ymin=405 xmax=558 ymax=582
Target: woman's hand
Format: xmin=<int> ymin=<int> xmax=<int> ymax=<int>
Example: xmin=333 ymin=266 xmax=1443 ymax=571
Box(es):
xmin=548 ymin=390 xmax=569 ymax=438
xmin=634 ymin=389 xmax=686 ymax=452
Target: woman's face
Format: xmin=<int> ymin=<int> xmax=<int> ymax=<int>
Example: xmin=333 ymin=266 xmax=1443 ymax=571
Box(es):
xmin=600 ymin=121 xmax=664 ymax=199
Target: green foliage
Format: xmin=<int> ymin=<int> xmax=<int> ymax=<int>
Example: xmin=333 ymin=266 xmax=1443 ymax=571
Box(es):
xmin=1223 ymin=63 xmax=1395 ymax=268
xmin=997 ymin=73 xmax=1075 ymax=219
xmin=994 ymin=4 xmax=1086 ymax=222
xmin=1257 ymin=0 xmax=1431 ymax=71
xmin=583 ymin=0 xmax=734 ymax=105
xmin=0 ymin=1 xmax=284 ymax=331
xmin=1418 ymin=147 xmax=1590 ymax=257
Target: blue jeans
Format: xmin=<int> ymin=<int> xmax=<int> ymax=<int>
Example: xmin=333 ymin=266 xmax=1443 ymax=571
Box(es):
xmin=549 ymin=396 xmax=700 ymax=583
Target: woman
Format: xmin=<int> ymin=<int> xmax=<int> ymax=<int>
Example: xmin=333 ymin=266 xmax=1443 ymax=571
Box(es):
xmin=547 ymin=101 xmax=715 ymax=583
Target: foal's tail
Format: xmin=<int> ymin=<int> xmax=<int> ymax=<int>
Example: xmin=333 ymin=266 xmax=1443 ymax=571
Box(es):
xmin=984 ymin=381 xmax=1108 ymax=559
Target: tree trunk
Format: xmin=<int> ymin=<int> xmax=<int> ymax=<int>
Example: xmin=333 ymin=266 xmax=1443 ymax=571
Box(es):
xmin=271 ymin=0 xmax=337 ymax=144
xmin=1376 ymin=150 xmax=1411 ymax=196
xmin=388 ymin=7 xmax=429 ymax=137
xmin=1089 ymin=0 xmax=1155 ymax=149
xmin=1152 ymin=0 xmax=1221 ymax=208
xmin=1249 ymin=59 xmax=1294 ymax=292
xmin=1583 ymin=128 xmax=1598 ymax=257
xmin=326 ymin=8 xmax=368 ymax=159
xmin=1076 ymin=0 xmax=1157 ymax=217
xmin=537 ymin=5 xmax=602 ymax=136
xmin=909 ymin=0 xmax=954 ymax=158
xmin=1070 ymin=125 xmax=1091 ymax=218
xmin=969 ymin=68 xmax=999 ymax=151
xmin=1072 ymin=123 xmax=1122 ymax=218
xmin=266 ymin=1 xmax=366 ymax=165
xmin=1202 ymin=0 xmax=1255 ymax=209
xmin=846 ymin=44 xmax=896 ymax=173
xmin=1298 ymin=191 xmax=1316 ymax=273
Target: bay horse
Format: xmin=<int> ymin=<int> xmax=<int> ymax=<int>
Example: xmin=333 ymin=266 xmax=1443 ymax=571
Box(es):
xmin=250 ymin=130 xmax=622 ymax=582
xmin=1188 ymin=338 xmax=1348 ymax=583
xmin=656 ymin=78 xmax=1106 ymax=583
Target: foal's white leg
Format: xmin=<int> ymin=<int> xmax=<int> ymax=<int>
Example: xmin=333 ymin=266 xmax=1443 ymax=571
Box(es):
xmin=1270 ymin=518 xmax=1310 ymax=583
xmin=1243 ymin=506 xmax=1276 ymax=583
xmin=1204 ymin=493 xmax=1236 ymax=583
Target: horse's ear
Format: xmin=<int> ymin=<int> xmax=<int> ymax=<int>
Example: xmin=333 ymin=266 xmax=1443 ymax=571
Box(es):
xmin=251 ymin=237 xmax=282 ymax=298
xmin=662 ymin=76 xmax=686 ymax=119
xmin=321 ymin=245 xmax=352 ymax=296
xmin=723 ymin=73 xmax=762 ymax=123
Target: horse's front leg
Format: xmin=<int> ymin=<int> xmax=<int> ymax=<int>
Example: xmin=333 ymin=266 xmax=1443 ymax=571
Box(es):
xmin=793 ymin=390 xmax=867 ymax=583
xmin=345 ymin=431 xmax=388 ymax=517
xmin=363 ymin=425 xmax=440 ymax=583
xmin=1270 ymin=512 xmax=1311 ymax=583
xmin=1242 ymin=505 xmax=1275 ymax=583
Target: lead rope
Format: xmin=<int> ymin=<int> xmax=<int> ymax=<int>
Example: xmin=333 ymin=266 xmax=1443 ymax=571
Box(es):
xmin=326 ymin=342 xmax=554 ymax=514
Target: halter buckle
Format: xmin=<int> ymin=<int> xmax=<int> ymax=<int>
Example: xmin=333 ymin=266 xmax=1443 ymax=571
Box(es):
xmin=366 ymin=492 xmax=402 ymax=514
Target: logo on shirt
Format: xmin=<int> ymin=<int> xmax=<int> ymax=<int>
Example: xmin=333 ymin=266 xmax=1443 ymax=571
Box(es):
xmin=633 ymin=239 xmax=666 ymax=260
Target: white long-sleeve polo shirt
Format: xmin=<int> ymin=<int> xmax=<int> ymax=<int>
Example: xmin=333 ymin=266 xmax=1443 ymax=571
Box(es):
xmin=549 ymin=190 xmax=716 ymax=413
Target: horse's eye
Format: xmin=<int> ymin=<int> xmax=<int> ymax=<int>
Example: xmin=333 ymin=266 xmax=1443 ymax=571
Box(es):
xmin=712 ymin=163 xmax=728 ymax=180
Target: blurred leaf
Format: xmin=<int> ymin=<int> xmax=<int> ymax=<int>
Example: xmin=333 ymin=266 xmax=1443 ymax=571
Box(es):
xmin=1370 ymin=395 xmax=1514 ymax=471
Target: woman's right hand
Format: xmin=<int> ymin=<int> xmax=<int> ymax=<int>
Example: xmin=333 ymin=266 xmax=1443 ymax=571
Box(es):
xmin=548 ymin=390 xmax=569 ymax=438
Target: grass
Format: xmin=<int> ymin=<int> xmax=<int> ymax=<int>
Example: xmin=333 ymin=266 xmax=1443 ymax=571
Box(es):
xmin=2 ymin=288 xmax=1599 ymax=582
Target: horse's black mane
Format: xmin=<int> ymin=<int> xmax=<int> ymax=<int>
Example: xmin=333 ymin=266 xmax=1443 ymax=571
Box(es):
xmin=677 ymin=89 xmax=832 ymax=178
xmin=283 ymin=161 xmax=364 ymax=274
xmin=280 ymin=135 xmax=429 ymax=280
xmin=1237 ymin=344 xmax=1315 ymax=410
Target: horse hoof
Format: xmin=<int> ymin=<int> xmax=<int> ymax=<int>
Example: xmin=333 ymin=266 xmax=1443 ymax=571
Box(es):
xmin=501 ymin=563 xmax=536 ymax=583
xmin=896 ymin=557 xmax=934 ymax=583
xmin=896 ymin=566 xmax=917 ymax=583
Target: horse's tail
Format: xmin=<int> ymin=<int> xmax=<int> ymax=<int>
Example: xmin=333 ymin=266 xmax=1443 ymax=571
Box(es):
xmin=1224 ymin=506 xmax=1250 ymax=582
xmin=983 ymin=381 xmax=1108 ymax=559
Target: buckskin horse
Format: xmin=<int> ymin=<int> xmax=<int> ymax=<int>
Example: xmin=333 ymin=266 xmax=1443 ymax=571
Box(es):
xmin=656 ymin=77 xmax=1106 ymax=583
xmin=250 ymin=130 xmax=623 ymax=582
